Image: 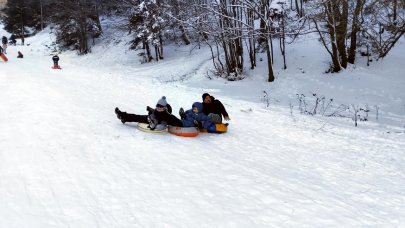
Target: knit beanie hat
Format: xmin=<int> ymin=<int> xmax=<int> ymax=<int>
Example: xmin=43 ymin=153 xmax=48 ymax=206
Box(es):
xmin=156 ymin=96 xmax=168 ymax=107
xmin=202 ymin=93 xmax=211 ymax=100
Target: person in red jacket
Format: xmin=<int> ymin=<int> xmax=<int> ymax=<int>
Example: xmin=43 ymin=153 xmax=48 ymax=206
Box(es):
xmin=201 ymin=93 xmax=230 ymax=122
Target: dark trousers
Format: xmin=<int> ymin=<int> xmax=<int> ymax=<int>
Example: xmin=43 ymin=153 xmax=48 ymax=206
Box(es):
xmin=165 ymin=114 xmax=184 ymax=127
xmin=120 ymin=112 xmax=149 ymax=123
xmin=120 ymin=110 xmax=183 ymax=126
xmin=153 ymin=109 xmax=184 ymax=127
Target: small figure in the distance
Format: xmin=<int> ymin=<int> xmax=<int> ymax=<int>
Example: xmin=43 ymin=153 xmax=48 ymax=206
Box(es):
xmin=2 ymin=36 xmax=8 ymax=54
xmin=10 ymin=34 xmax=17 ymax=46
xmin=52 ymin=54 xmax=61 ymax=69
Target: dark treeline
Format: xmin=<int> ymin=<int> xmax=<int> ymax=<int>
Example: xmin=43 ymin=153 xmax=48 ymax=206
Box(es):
xmin=1 ymin=0 xmax=404 ymax=81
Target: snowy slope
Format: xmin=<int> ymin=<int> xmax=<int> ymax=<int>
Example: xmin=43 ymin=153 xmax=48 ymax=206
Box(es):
xmin=1 ymin=22 xmax=405 ymax=228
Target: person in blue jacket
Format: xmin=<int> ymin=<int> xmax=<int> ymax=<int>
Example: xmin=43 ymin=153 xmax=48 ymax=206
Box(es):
xmin=179 ymin=102 xmax=215 ymax=129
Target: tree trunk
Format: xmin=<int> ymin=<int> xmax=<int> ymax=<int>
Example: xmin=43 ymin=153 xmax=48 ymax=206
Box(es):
xmin=94 ymin=1 xmax=102 ymax=34
xmin=336 ymin=0 xmax=348 ymax=68
xmin=159 ymin=35 xmax=164 ymax=59
xmin=79 ymin=5 xmax=88 ymax=54
xmin=295 ymin=0 xmax=300 ymax=16
xmin=258 ymin=0 xmax=274 ymax=81
xmin=20 ymin=8 xmax=24 ymax=40
xmin=266 ymin=39 xmax=275 ymax=82
xmin=246 ymin=6 xmax=256 ymax=69
xmin=144 ymin=41 xmax=152 ymax=62
xmin=280 ymin=9 xmax=287 ymax=69
xmin=258 ymin=0 xmax=267 ymax=45
xmin=173 ymin=0 xmax=190 ymax=45
xmin=40 ymin=0 xmax=43 ymax=31
xmin=348 ymin=0 xmax=363 ymax=64
xmin=155 ymin=45 xmax=160 ymax=61
xmin=217 ymin=0 xmax=244 ymax=79
xmin=179 ymin=25 xmax=191 ymax=45
xmin=324 ymin=1 xmax=342 ymax=72
xmin=393 ymin=0 xmax=398 ymax=22
xmin=270 ymin=34 xmax=274 ymax=65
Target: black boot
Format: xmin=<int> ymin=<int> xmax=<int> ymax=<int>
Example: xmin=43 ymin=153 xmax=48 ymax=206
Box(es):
xmin=115 ymin=107 xmax=121 ymax=118
xmin=179 ymin=108 xmax=186 ymax=120
xmin=115 ymin=107 xmax=126 ymax=124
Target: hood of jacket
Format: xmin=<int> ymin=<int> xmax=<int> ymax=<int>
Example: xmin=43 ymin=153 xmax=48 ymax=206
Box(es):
xmin=192 ymin=102 xmax=203 ymax=113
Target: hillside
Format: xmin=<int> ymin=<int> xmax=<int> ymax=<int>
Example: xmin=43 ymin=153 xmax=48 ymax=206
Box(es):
xmin=0 ymin=20 xmax=405 ymax=227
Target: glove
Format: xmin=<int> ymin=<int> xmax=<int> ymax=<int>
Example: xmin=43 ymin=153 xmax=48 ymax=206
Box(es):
xmin=194 ymin=120 xmax=203 ymax=128
xmin=146 ymin=106 xmax=154 ymax=115
xmin=224 ymin=116 xmax=230 ymax=121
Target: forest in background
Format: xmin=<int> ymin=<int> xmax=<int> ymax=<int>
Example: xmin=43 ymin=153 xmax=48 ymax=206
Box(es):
xmin=1 ymin=0 xmax=404 ymax=81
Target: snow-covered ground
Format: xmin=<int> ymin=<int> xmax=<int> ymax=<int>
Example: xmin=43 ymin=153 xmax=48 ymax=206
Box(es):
xmin=1 ymin=20 xmax=405 ymax=227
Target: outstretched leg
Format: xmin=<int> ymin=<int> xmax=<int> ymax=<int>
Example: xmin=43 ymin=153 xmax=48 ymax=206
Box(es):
xmin=115 ymin=107 xmax=148 ymax=124
xmin=165 ymin=114 xmax=184 ymax=127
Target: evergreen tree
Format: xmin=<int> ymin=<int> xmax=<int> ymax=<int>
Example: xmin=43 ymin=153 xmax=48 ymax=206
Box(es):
xmin=49 ymin=0 xmax=102 ymax=54
xmin=129 ymin=0 xmax=166 ymax=62
xmin=1 ymin=0 xmax=43 ymax=36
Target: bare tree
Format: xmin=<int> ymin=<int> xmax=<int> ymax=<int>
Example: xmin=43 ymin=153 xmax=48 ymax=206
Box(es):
xmin=348 ymin=0 xmax=364 ymax=64
xmin=259 ymin=0 xmax=275 ymax=82
xmin=309 ymin=0 xmax=349 ymax=72
xmin=362 ymin=0 xmax=405 ymax=59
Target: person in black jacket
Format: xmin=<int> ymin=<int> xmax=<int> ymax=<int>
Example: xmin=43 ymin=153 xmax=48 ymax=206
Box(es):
xmin=2 ymin=36 xmax=8 ymax=54
xmin=52 ymin=54 xmax=61 ymax=68
xmin=115 ymin=96 xmax=183 ymax=130
xmin=201 ymin=93 xmax=230 ymax=122
xmin=10 ymin=34 xmax=17 ymax=45
xmin=17 ymin=51 xmax=23 ymax=58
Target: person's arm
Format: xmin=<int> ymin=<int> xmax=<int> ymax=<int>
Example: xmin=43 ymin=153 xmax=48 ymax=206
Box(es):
xmin=184 ymin=109 xmax=195 ymax=118
xmin=216 ymin=100 xmax=230 ymax=120
xmin=194 ymin=113 xmax=211 ymax=122
xmin=166 ymin=104 xmax=173 ymax=114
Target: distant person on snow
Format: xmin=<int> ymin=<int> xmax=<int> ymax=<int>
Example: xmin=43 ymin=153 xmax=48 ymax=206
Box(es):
xmin=52 ymin=54 xmax=61 ymax=69
xmin=115 ymin=96 xmax=183 ymax=130
xmin=201 ymin=93 xmax=230 ymax=123
xmin=17 ymin=51 xmax=23 ymax=58
xmin=0 ymin=46 xmax=8 ymax=62
xmin=10 ymin=34 xmax=17 ymax=46
xmin=2 ymin=36 xmax=8 ymax=54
